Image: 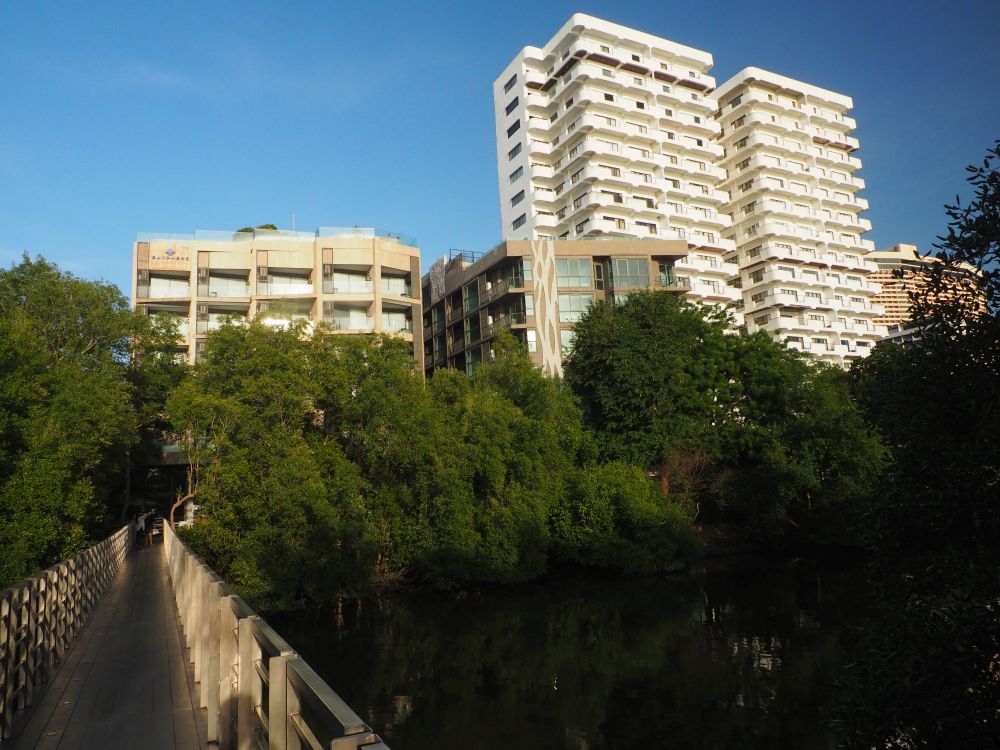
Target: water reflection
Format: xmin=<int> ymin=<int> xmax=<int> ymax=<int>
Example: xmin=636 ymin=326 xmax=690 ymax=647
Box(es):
xmin=277 ymin=559 xmax=867 ymax=750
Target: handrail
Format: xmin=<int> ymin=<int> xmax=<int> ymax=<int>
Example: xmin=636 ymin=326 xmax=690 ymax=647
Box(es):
xmin=163 ymin=523 xmax=389 ymax=750
xmin=0 ymin=525 xmax=134 ymax=741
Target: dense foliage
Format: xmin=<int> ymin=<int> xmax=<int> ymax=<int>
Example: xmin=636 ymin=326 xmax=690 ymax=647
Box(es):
xmin=170 ymin=327 xmax=699 ymax=610
xmin=564 ymin=291 xmax=890 ymax=546
xmin=837 ymin=142 xmax=1000 ymax=747
xmin=4 ymin=146 xmax=996 ymax=745
xmin=0 ymin=257 xmax=180 ymax=587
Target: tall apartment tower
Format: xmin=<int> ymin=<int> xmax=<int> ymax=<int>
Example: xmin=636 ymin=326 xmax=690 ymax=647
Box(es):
xmin=715 ymin=68 xmax=884 ymax=365
xmin=492 ymin=14 xmax=740 ymax=311
xmin=131 ymin=227 xmax=422 ymax=367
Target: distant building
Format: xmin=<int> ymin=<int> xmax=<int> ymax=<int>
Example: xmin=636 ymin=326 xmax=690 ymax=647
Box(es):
xmin=421 ymin=237 xmax=700 ymax=377
xmin=492 ymin=13 xmax=741 ymax=314
xmin=869 ymin=243 xmax=985 ymax=342
xmin=131 ymin=227 xmax=422 ymax=366
xmin=715 ymin=68 xmax=885 ymax=366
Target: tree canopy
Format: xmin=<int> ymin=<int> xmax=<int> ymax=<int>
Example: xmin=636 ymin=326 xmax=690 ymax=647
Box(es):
xmin=839 ymin=142 xmax=1000 ymax=747
xmin=0 ymin=257 xmax=178 ymax=586
xmin=168 ymin=325 xmax=699 ymax=610
xmin=564 ymin=291 xmax=889 ymax=545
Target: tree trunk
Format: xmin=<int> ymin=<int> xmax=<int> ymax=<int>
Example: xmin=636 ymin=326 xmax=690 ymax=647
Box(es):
xmin=169 ymin=491 xmax=194 ymax=529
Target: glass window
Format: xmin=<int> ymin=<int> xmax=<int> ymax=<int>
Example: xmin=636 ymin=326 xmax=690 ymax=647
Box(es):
xmin=505 ymin=97 xmax=519 ymax=115
xmin=556 ymin=258 xmax=592 ymax=288
xmin=611 ymin=258 xmax=649 ymax=287
xmin=508 ymin=143 xmax=522 ymax=160
xmin=503 ymin=74 xmax=517 ymax=93
xmin=558 ymin=293 xmax=593 ymax=323
xmin=512 ymin=214 xmax=526 ymax=230
xmin=594 ymin=263 xmax=604 ymax=291
xmin=657 ymin=262 xmax=675 ymax=287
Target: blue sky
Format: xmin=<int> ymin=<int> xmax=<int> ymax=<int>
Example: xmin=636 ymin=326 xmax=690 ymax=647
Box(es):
xmin=2 ymin=0 xmax=998 ymax=297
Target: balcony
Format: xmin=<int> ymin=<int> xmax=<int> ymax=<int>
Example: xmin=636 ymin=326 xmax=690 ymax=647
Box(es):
xmin=483 ymin=311 xmax=528 ymax=339
xmin=380 ymin=277 xmax=413 ymax=298
xmin=146 ymin=276 xmax=191 ymax=300
xmin=204 ymin=281 xmax=250 ymax=298
xmin=324 ymin=276 xmax=374 ymax=294
xmin=481 ymin=279 xmax=510 ymax=305
xmin=324 ymin=314 xmax=374 ymax=331
xmin=381 ymin=312 xmax=413 ymax=334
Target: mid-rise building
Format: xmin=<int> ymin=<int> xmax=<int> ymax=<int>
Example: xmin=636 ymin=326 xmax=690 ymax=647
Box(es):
xmin=715 ymin=68 xmax=884 ymax=365
xmin=131 ymin=227 xmax=422 ymax=367
xmin=870 ymin=242 xmax=985 ymax=341
xmin=492 ymin=13 xmax=741 ymax=312
xmin=421 ymin=237 xmax=691 ymax=377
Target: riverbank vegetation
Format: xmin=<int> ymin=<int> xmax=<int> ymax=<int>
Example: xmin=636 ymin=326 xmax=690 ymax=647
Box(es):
xmin=2 ymin=143 xmax=997 ymax=745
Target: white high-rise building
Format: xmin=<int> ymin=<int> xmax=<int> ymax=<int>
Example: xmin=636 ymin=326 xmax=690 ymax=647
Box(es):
xmin=492 ymin=14 xmax=740 ymax=311
xmin=715 ymin=68 xmax=884 ymax=365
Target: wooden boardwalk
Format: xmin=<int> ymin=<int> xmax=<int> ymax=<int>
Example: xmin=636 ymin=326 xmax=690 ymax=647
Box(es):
xmin=8 ymin=541 xmax=209 ymax=750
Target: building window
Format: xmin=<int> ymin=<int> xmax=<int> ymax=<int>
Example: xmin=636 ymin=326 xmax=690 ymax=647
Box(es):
xmin=594 ymin=263 xmax=605 ymax=290
xmin=611 ymin=258 xmax=649 ymax=287
xmin=631 ymin=54 xmax=640 ymax=62
xmin=510 ymin=166 xmax=523 ymax=183
xmin=505 ymin=97 xmax=519 ymax=115
xmin=728 ymin=95 xmax=742 ymax=109
xmin=636 ymin=101 xmax=645 ymax=109
xmin=556 ymin=258 xmax=592 ymax=288
xmin=504 ymin=74 xmax=517 ymax=93
xmin=508 ymin=143 xmax=522 ymax=160
xmin=602 ymin=68 xmax=614 ymax=77
xmin=511 ymin=190 xmax=525 ymax=207
xmin=604 ymin=93 xmax=614 ymax=101
xmin=634 ymin=76 xmax=643 ymax=85
xmin=558 ymin=293 xmax=593 ymax=322
xmin=600 ymin=45 xmax=611 ymax=53
xmin=507 ymin=120 xmax=520 ymax=138
xmin=512 ymin=213 xmax=526 ymax=230
xmin=560 ymin=329 xmax=576 ymax=354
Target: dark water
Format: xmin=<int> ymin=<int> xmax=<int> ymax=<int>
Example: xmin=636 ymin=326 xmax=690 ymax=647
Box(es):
xmin=277 ymin=558 xmax=869 ymax=750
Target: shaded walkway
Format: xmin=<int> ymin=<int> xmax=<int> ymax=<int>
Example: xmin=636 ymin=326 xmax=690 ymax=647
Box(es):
xmin=9 ymin=542 xmax=208 ymax=750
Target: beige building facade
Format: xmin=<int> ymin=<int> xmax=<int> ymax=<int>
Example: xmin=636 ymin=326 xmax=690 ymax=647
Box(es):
xmin=132 ymin=227 xmax=422 ymax=367
xmin=869 ymin=243 xmax=985 ymax=337
xmin=421 ymin=238 xmax=693 ymax=377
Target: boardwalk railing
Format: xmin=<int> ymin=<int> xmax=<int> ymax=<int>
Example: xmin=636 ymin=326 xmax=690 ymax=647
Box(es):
xmin=0 ymin=525 xmax=133 ymax=741
xmin=163 ymin=523 xmax=389 ymax=750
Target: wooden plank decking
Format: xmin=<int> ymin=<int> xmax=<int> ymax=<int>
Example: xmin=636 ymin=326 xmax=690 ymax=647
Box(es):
xmin=8 ymin=541 xmax=209 ymax=750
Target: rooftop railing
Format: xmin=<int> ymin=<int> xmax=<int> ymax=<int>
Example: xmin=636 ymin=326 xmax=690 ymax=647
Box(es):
xmin=137 ymin=227 xmax=418 ymax=248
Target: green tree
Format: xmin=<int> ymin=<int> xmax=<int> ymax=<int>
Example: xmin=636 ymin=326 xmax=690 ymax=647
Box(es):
xmin=841 ymin=142 xmax=1000 ymax=747
xmin=564 ymin=291 xmax=737 ymax=496
xmin=0 ymin=257 xmax=141 ymax=586
xmin=565 ymin=291 xmax=886 ymax=546
xmin=236 ymin=223 xmax=278 ymax=233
